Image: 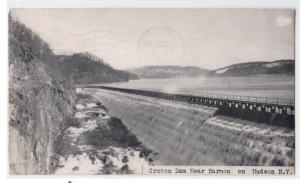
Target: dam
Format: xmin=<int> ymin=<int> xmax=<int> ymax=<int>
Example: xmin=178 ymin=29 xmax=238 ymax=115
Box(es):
xmin=82 ymin=85 xmax=295 ymax=129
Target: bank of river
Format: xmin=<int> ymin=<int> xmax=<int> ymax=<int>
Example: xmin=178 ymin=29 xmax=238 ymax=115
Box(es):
xmin=53 ymin=90 xmax=154 ymax=175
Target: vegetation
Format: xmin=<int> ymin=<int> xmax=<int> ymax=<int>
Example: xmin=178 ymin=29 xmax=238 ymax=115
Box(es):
xmin=9 ymin=14 xmax=77 ymax=174
xmin=56 ymin=53 xmax=138 ymax=84
xmin=9 ymin=14 xmax=139 ymax=174
xmin=9 ymin=14 xmax=54 ymax=65
xmin=9 ymin=14 xmax=138 ymax=85
xmin=127 ymin=65 xmax=209 ymax=79
xmin=128 ymin=60 xmax=294 ymax=79
xmin=83 ymin=117 xmax=142 ymax=148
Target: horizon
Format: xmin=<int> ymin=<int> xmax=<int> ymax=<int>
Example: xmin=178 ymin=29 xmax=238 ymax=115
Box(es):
xmin=11 ymin=9 xmax=295 ymax=70
xmin=125 ymin=59 xmax=294 ymax=71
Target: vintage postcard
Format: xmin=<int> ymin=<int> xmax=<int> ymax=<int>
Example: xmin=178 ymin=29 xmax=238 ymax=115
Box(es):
xmin=8 ymin=8 xmax=295 ymax=175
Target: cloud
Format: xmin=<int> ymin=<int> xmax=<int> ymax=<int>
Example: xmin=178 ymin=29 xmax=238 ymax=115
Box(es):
xmin=276 ymin=15 xmax=293 ymax=27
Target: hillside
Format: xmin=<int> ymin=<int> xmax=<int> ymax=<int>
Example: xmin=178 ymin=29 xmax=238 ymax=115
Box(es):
xmin=127 ymin=60 xmax=294 ymax=79
xmin=56 ymin=53 xmax=138 ymax=84
xmin=127 ymin=65 xmax=209 ymax=79
xmin=210 ymin=60 xmax=295 ymax=77
xmin=9 ymin=15 xmax=76 ymax=174
xmin=8 ymin=16 xmax=137 ymax=174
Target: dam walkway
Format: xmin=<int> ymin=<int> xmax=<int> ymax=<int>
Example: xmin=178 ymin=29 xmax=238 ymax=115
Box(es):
xmin=81 ymin=85 xmax=295 ymax=128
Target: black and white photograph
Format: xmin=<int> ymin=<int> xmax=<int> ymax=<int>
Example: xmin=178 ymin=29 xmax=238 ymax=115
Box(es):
xmin=8 ymin=8 xmax=295 ymax=175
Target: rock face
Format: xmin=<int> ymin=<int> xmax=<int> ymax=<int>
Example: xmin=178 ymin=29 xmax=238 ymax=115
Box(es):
xmin=8 ymin=15 xmax=141 ymax=175
xmin=9 ymin=16 xmax=76 ymax=174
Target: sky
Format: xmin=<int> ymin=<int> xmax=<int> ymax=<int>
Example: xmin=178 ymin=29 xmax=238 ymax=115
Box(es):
xmin=11 ymin=9 xmax=295 ymax=70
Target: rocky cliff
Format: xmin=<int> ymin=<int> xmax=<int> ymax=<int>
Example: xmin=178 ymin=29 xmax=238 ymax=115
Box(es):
xmin=8 ymin=16 xmax=76 ymax=174
xmin=8 ymin=14 xmax=142 ymax=174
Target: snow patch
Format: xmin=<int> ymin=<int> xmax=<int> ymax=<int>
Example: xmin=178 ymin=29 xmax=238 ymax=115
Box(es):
xmin=216 ymin=68 xmax=228 ymax=74
xmin=75 ymin=112 xmax=87 ymax=118
xmin=76 ymin=103 xmax=98 ymax=110
xmin=87 ymin=103 xmax=97 ymax=108
xmin=102 ymin=147 xmax=150 ymax=174
xmin=66 ymin=127 xmax=86 ymax=138
xmin=66 ymin=118 xmax=98 ymax=138
xmin=75 ymin=88 xmax=84 ymax=93
xmin=54 ymin=153 xmax=103 ymax=175
xmin=82 ymin=119 xmax=98 ymax=131
xmin=75 ymin=104 xmax=85 ymax=110
xmin=264 ymin=62 xmax=282 ymax=68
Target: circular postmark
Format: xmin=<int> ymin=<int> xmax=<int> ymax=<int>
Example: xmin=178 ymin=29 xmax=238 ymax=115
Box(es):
xmin=137 ymin=27 xmax=185 ymax=65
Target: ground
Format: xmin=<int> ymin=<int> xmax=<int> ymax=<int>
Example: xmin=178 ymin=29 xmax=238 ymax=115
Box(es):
xmin=53 ymin=91 xmax=153 ymax=175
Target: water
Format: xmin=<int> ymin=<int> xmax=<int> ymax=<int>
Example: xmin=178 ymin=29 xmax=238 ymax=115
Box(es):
xmin=102 ymin=75 xmax=295 ymax=105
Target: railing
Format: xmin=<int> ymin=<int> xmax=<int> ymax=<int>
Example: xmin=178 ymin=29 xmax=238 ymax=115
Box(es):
xmin=81 ymin=85 xmax=295 ymax=128
xmin=176 ymin=91 xmax=294 ymax=106
xmin=79 ymin=84 xmax=294 ymax=106
xmin=82 ymin=85 xmax=294 ymax=114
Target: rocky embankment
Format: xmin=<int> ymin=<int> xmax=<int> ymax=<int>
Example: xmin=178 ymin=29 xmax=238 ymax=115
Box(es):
xmin=9 ymin=17 xmax=76 ymax=174
xmin=9 ymin=57 xmax=76 ymax=174
xmin=54 ymin=90 xmax=153 ymax=175
xmin=8 ymin=15 xmax=144 ymax=175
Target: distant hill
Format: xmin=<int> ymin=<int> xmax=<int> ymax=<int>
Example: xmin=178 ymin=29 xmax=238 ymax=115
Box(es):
xmin=209 ymin=60 xmax=295 ymax=77
xmin=56 ymin=53 xmax=139 ymax=84
xmin=127 ymin=65 xmax=209 ymax=79
xmin=127 ymin=60 xmax=294 ymax=79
